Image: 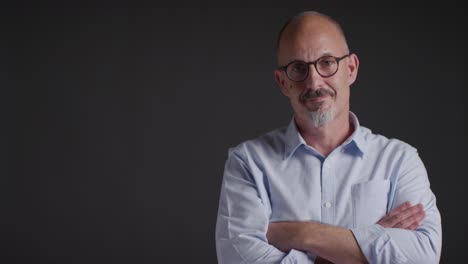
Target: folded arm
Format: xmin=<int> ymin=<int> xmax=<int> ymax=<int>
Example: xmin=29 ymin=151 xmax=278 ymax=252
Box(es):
xmin=267 ymin=150 xmax=442 ymax=264
xmin=267 ymin=202 xmax=425 ymax=264
xmin=215 ymin=149 xmax=314 ymax=263
xmin=267 ymin=221 xmax=366 ymax=264
xmin=351 ymin=150 xmax=442 ymax=263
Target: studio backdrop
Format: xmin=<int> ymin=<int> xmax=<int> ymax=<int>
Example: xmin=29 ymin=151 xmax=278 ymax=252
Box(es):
xmin=5 ymin=3 xmax=465 ymax=263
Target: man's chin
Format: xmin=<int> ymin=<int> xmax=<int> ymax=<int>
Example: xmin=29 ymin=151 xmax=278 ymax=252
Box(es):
xmin=307 ymin=109 xmax=335 ymax=128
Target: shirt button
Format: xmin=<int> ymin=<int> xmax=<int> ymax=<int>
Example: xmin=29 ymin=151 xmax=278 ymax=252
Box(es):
xmin=324 ymin=202 xmax=332 ymax=208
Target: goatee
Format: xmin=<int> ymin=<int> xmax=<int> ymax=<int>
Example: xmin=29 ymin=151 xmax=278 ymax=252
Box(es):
xmin=307 ymin=108 xmax=335 ymax=128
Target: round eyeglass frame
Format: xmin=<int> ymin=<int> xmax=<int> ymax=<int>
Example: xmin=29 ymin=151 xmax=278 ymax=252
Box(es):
xmin=278 ymin=54 xmax=350 ymax=82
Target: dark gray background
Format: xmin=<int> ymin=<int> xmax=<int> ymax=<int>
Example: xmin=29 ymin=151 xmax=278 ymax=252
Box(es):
xmin=4 ymin=2 xmax=466 ymax=263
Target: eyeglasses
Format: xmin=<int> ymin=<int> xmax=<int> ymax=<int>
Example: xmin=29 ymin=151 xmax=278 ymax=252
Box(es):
xmin=278 ymin=54 xmax=350 ymax=82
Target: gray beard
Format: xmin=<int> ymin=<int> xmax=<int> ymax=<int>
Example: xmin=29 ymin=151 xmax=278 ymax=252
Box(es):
xmin=307 ymin=108 xmax=335 ymax=128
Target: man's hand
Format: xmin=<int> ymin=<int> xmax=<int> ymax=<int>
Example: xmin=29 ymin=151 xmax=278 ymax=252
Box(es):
xmin=377 ymin=202 xmax=425 ymax=230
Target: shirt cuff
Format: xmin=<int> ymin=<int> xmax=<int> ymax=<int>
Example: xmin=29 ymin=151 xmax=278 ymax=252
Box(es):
xmin=350 ymin=224 xmax=406 ymax=263
xmin=284 ymin=249 xmax=314 ymax=264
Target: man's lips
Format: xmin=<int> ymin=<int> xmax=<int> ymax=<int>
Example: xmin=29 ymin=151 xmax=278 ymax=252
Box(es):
xmin=300 ymin=88 xmax=335 ymax=103
xmin=305 ymin=95 xmax=329 ymax=101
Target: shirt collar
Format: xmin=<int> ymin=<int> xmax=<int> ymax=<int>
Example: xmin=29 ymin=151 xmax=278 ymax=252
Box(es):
xmin=343 ymin=112 xmax=367 ymax=156
xmin=283 ymin=111 xmax=367 ymax=159
xmin=284 ymin=117 xmax=307 ymax=159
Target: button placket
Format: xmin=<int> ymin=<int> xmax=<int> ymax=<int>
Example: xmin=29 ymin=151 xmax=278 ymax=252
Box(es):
xmin=321 ymin=159 xmax=335 ymax=224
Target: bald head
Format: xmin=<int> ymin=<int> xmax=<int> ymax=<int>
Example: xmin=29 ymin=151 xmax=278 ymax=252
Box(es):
xmin=277 ymin=11 xmax=349 ymax=65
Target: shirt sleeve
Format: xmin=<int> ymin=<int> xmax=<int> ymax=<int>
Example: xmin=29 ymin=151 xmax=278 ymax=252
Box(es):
xmin=216 ymin=147 xmax=314 ymax=264
xmin=351 ymin=149 xmax=442 ymax=264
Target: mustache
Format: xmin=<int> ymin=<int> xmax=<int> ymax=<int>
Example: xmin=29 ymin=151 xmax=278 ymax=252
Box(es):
xmin=301 ymin=88 xmax=335 ymax=101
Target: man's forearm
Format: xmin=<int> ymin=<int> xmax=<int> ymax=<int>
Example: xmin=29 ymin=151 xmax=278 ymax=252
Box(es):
xmin=267 ymin=222 xmax=367 ymax=264
xmin=267 ymin=202 xmax=431 ymax=263
xmin=303 ymin=223 xmax=367 ymax=264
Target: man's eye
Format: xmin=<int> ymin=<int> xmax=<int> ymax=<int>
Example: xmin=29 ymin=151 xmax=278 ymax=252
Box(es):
xmin=291 ymin=63 xmax=307 ymax=72
xmin=319 ymin=58 xmax=336 ymax=67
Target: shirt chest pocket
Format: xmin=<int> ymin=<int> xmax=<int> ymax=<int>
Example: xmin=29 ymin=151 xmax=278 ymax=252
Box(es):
xmin=352 ymin=180 xmax=390 ymax=228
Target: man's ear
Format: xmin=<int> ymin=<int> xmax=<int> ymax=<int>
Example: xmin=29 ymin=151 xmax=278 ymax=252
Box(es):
xmin=347 ymin=53 xmax=360 ymax=86
xmin=275 ymin=70 xmax=289 ymax=97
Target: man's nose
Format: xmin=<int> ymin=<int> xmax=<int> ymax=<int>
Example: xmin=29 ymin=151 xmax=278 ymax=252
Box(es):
xmin=305 ymin=64 xmax=324 ymax=86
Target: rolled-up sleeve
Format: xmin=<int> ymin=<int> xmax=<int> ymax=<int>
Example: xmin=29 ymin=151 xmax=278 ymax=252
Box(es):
xmin=351 ymin=149 xmax=442 ymax=264
xmin=216 ymin=147 xmax=313 ymax=264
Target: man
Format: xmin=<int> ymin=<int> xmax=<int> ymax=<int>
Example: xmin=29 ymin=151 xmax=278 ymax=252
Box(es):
xmin=215 ymin=11 xmax=441 ymax=263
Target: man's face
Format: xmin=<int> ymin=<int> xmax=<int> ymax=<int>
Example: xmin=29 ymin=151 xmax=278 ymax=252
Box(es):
xmin=275 ymin=18 xmax=359 ymax=127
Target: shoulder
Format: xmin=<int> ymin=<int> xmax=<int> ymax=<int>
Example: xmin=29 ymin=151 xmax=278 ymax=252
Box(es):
xmin=228 ymin=126 xmax=288 ymax=160
xmin=359 ymin=125 xmax=418 ymax=155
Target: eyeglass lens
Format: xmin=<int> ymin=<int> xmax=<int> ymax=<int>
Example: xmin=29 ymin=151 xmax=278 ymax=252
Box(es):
xmin=286 ymin=56 xmax=339 ymax=81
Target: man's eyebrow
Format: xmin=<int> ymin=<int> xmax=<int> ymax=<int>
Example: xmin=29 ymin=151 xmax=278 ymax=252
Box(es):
xmin=288 ymin=52 xmax=336 ymax=63
xmin=319 ymin=52 xmax=335 ymax=57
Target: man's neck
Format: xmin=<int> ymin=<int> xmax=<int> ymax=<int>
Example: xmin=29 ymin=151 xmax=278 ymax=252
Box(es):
xmin=295 ymin=111 xmax=353 ymax=157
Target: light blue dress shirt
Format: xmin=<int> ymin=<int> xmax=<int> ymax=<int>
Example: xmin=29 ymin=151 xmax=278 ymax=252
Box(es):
xmin=215 ymin=112 xmax=441 ymax=263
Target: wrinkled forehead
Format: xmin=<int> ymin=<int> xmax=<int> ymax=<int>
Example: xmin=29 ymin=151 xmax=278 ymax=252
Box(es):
xmin=278 ymin=15 xmax=348 ymax=64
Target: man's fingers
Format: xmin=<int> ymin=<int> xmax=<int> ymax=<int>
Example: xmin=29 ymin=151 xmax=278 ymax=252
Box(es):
xmin=394 ymin=201 xmax=412 ymax=212
xmin=407 ymin=221 xmax=421 ymax=230
xmin=379 ymin=203 xmax=414 ymax=227
xmin=393 ymin=204 xmax=423 ymax=223
xmin=396 ymin=209 xmax=426 ymax=229
xmin=377 ymin=202 xmax=410 ymax=226
xmin=378 ymin=203 xmax=425 ymax=229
